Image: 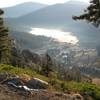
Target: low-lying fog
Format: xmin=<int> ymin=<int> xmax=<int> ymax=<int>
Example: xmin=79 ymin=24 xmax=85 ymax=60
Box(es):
xmin=30 ymin=28 xmax=79 ymax=45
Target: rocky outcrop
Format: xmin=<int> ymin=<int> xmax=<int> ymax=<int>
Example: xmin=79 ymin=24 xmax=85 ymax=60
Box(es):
xmin=10 ymin=47 xmax=42 ymax=68
xmin=0 ymin=72 xmax=88 ymax=100
xmin=21 ymin=49 xmax=41 ymax=65
xmin=26 ymin=78 xmax=48 ymax=89
xmin=0 ymin=73 xmax=48 ymax=90
xmin=0 ymin=84 xmax=84 ymax=100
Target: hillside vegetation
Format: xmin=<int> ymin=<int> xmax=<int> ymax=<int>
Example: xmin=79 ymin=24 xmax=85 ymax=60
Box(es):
xmin=0 ymin=64 xmax=100 ymax=100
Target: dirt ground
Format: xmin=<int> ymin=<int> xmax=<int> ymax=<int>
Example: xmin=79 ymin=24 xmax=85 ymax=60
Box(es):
xmin=0 ymin=84 xmax=83 ymax=100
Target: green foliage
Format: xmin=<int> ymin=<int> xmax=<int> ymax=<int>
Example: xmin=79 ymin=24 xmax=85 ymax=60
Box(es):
xmin=0 ymin=64 xmax=100 ymax=99
xmin=0 ymin=64 xmax=48 ymax=82
xmin=0 ymin=9 xmax=12 ymax=64
xmin=73 ymin=0 xmax=100 ymax=27
xmin=41 ymin=53 xmax=53 ymax=77
xmin=0 ymin=9 xmax=4 ymax=15
xmin=55 ymin=81 xmax=100 ymax=100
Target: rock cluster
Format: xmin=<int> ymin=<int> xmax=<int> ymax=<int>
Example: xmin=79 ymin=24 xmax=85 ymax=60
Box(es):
xmin=0 ymin=72 xmax=84 ymax=100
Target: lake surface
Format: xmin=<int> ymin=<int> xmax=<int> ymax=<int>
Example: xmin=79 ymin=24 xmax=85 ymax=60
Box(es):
xmin=30 ymin=28 xmax=79 ymax=45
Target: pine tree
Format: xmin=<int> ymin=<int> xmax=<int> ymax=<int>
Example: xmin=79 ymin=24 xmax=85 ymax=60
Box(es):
xmin=0 ymin=9 xmax=11 ymax=64
xmin=73 ymin=0 xmax=100 ymax=27
xmin=41 ymin=53 xmax=53 ymax=77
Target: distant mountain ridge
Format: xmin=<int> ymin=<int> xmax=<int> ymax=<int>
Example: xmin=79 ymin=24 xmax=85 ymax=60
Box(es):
xmin=16 ymin=1 xmax=87 ymax=25
xmin=5 ymin=1 xmax=100 ymax=48
xmin=3 ymin=2 xmax=47 ymax=18
xmin=5 ymin=1 xmax=87 ymax=30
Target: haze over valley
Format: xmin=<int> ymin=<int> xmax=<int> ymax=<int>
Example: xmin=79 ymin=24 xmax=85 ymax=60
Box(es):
xmin=4 ymin=1 xmax=100 ymax=49
xmin=0 ymin=1 xmax=100 ymax=99
xmin=3 ymin=0 xmax=100 ymax=77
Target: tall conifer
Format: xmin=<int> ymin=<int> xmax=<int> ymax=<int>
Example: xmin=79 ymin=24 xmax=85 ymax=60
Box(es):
xmin=73 ymin=0 xmax=100 ymax=27
xmin=0 ymin=9 xmax=11 ymax=63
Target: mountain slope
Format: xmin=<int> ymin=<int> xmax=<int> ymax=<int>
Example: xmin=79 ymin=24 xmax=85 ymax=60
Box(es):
xmin=5 ymin=1 xmax=100 ymax=48
xmin=3 ymin=2 xmax=47 ymax=18
xmin=16 ymin=1 xmax=87 ymax=26
xmin=9 ymin=30 xmax=64 ymax=53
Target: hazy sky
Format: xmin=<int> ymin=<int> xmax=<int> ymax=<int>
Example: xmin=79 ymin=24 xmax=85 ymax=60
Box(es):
xmin=0 ymin=0 xmax=90 ymax=7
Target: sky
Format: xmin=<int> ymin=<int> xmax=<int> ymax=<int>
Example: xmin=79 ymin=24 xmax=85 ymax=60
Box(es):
xmin=0 ymin=0 xmax=90 ymax=7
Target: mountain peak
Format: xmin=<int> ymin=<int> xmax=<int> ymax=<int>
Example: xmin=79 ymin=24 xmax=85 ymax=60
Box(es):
xmin=66 ymin=0 xmax=88 ymax=5
xmin=3 ymin=2 xmax=47 ymax=9
xmin=3 ymin=2 xmax=47 ymax=18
